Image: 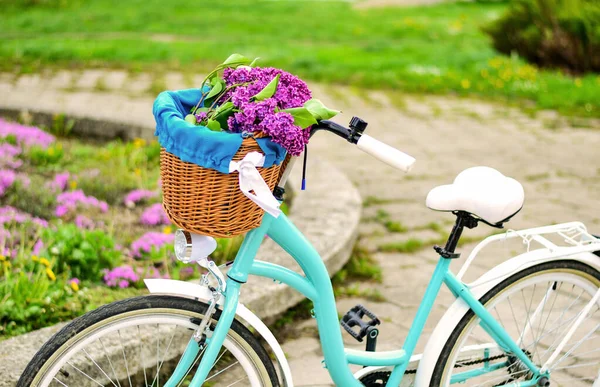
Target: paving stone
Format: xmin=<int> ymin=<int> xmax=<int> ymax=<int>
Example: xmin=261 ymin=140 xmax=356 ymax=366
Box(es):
xmin=126 ymin=73 xmax=152 ymax=95
xmin=75 ymin=69 xmax=105 ymax=90
xmin=165 ymin=72 xmax=187 ymax=91
xmin=102 ymin=70 xmax=129 ymax=90
xmin=47 ymin=70 xmax=73 ymax=89
xmin=1 ymin=70 xmax=599 ymax=385
xmin=15 ymin=74 xmax=42 ymax=89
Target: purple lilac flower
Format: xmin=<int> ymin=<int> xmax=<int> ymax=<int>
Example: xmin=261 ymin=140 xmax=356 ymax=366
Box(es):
xmin=75 ymin=214 xmax=94 ymax=229
xmin=103 ymin=265 xmax=139 ymax=288
xmin=0 ymin=118 xmax=55 ymax=149
xmin=55 ymin=190 xmax=109 ymax=218
xmin=47 ymin=172 xmax=70 ymax=192
xmin=229 ymin=99 xmax=278 ymax=133
xmin=130 ymin=231 xmax=174 ymax=258
xmin=195 ymin=112 xmax=208 ymax=123
xmin=0 ymin=206 xmax=48 ymax=227
xmin=223 ymin=67 xmax=312 ymax=109
xmin=140 ymin=203 xmax=171 ymax=226
xmin=70 ymin=278 xmax=80 ymax=285
xmin=219 ymin=67 xmax=313 ymax=155
xmin=124 ymin=189 xmax=156 ymax=208
xmin=260 ymin=112 xmax=309 ymax=156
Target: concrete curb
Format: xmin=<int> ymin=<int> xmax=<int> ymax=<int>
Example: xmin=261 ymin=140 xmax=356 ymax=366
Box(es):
xmin=0 ymin=105 xmax=361 ymax=384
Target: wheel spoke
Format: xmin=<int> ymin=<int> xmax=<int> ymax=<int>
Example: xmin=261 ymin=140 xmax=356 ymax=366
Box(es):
xmin=53 ymin=376 xmax=68 ymax=386
xmin=26 ymin=298 xmax=273 ymax=387
xmin=100 ymin=337 xmax=122 ymax=387
xmin=156 ymin=324 xmax=160 ymax=387
xmin=65 ymin=361 xmax=105 ymax=386
xmin=82 ymin=348 xmax=118 ymax=387
xmin=205 ymin=361 xmax=240 ymax=381
xmin=439 ymin=265 xmax=600 ymax=386
xmin=118 ymin=330 xmax=133 ymax=387
xmin=138 ymin=325 xmax=149 ymax=387
xmin=227 ymin=376 xmax=249 ymax=386
xmin=550 ymin=322 xmax=600 ymax=371
xmin=150 ymin=325 xmax=177 ymax=387
xmin=175 ymin=345 xmax=207 ymax=387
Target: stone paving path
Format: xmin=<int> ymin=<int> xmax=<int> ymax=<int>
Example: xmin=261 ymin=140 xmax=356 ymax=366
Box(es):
xmin=1 ymin=70 xmax=599 ymax=386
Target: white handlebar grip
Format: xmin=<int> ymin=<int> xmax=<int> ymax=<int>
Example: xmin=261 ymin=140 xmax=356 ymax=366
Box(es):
xmin=357 ymin=134 xmax=416 ymax=172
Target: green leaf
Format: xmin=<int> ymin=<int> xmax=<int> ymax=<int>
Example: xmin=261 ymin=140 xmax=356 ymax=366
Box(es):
xmin=213 ymin=102 xmax=235 ymax=129
xmin=184 ymin=114 xmax=197 ymax=125
xmin=303 ymin=98 xmax=340 ymax=121
xmin=222 ymin=53 xmax=252 ymax=67
xmin=206 ymin=119 xmax=221 ymax=132
xmin=249 ymin=57 xmax=261 ymax=67
xmin=281 ymin=107 xmax=318 ymax=129
xmin=214 ymin=101 xmax=234 ymax=115
xmin=206 ymin=78 xmax=225 ymax=100
xmin=72 ymin=249 xmax=85 ymax=260
xmin=252 ymin=74 xmax=280 ymax=101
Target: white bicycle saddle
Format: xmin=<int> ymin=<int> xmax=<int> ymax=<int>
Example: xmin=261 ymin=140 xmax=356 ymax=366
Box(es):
xmin=426 ymin=166 xmax=524 ymax=225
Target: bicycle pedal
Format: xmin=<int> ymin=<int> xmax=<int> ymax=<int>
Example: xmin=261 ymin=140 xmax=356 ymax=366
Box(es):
xmin=340 ymin=304 xmax=380 ymax=343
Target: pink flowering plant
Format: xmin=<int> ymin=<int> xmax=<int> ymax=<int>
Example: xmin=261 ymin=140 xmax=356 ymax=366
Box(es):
xmin=0 ymin=116 xmax=254 ymax=337
xmin=130 ymin=231 xmax=175 ymax=259
xmin=124 ymin=188 xmax=156 ymax=208
xmin=184 ymin=54 xmax=339 ymax=156
xmin=140 ymin=203 xmax=171 ymax=226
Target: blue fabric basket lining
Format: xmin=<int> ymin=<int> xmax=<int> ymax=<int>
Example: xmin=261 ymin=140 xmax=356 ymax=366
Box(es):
xmin=153 ymin=88 xmax=287 ymax=174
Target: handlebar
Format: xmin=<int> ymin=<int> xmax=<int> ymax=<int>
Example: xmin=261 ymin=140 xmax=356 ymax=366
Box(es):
xmin=356 ymin=134 xmax=415 ymax=172
xmin=311 ymin=118 xmax=416 ymax=173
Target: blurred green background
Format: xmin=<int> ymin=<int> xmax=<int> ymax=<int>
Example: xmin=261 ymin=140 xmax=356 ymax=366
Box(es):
xmin=1 ymin=0 xmax=598 ymax=117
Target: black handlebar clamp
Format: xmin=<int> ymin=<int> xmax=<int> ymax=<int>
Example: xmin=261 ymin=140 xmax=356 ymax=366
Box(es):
xmin=348 ymin=116 xmax=368 ymax=144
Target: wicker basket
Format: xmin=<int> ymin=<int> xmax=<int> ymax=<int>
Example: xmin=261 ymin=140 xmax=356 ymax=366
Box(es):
xmin=160 ymin=135 xmax=288 ymax=237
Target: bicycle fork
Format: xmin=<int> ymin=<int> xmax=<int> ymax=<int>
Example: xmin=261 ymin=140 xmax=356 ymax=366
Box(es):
xmin=162 ymin=277 xmax=240 ymax=387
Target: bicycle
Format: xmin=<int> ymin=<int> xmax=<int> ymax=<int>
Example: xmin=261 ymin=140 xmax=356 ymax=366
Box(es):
xmin=18 ymin=117 xmax=600 ymax=386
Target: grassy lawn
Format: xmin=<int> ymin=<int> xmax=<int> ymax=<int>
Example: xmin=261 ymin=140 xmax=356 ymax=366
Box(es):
xmin=1 ymin=0 xmax=598 ymax=117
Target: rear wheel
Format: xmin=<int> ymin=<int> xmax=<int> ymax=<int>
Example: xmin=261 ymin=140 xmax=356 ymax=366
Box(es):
xmin=18 ymin=295 xmax=279 ymax=387
xmin=431 ymin=260 xmax=600 ymax=386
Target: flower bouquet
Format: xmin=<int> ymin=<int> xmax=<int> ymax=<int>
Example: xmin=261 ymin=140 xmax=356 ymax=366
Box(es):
xmin=183 ymin=53 xmax=339 ymax=156
xmin=153 ymin=54 xmax=339 ymax=237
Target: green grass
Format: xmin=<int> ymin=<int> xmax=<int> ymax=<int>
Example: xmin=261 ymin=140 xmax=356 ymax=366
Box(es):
xmin=379 ymin=238 xmax=425 ymax=253
xmin=333 ymin=245 xmax=383 ymax=283
xmin=1 ymin=0 xmax=598 ymax=117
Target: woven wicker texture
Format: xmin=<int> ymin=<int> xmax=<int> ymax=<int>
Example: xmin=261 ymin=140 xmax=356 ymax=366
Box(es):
xmin=160 ymin=135 xmax=289 ymax=237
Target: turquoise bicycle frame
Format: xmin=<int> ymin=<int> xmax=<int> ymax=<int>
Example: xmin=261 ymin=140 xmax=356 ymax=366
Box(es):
xmin=165 ymin=212 xmax=545 ymax=386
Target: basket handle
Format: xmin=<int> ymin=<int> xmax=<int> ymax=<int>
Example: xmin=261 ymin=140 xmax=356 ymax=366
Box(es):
xmin=229 ymin=152 xmax=282 ymax=218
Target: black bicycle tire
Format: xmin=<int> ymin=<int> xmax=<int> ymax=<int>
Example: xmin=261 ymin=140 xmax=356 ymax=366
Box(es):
xmin=430 ymin=260 xmax=600 ymax=386
xmin=18 ymin=295 xmax=280 ymax=386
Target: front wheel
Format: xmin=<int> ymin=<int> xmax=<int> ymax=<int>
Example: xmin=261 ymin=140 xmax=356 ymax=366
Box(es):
xmin=18 ymin=295 xmax=279 ymax=387
xmin=431 ymin=260 xmax=600 ymax=386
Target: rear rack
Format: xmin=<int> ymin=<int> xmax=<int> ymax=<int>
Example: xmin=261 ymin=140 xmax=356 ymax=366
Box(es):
xmin=457 ymin=222 xmax=600 ymax=281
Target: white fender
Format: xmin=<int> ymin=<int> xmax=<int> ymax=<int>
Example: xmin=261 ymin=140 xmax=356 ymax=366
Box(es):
xmin=144 ymin=279 xmax=294 ymax=386
xmin=414 ymin=249 xmax=600 ymax=386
